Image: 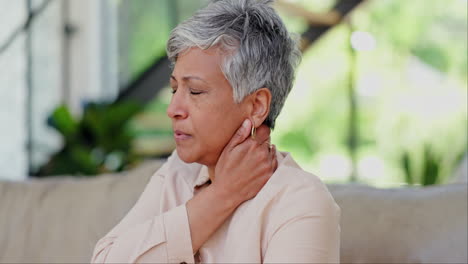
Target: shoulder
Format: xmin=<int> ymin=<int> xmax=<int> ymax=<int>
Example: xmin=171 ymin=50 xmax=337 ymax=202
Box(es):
xmin=262 ymin=151 xmax=340 ymax=220
xmin=152 ymin=149 xmax=202 ymax=186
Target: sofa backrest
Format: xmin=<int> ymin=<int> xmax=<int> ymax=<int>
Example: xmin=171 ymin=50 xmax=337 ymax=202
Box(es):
xmin=0 ymin=161 xmax=163 ymax=263
xmin=329 ymin=183 xmax=467 ymax=263
xmin=0 ymin=160 xmax=466 ymax=263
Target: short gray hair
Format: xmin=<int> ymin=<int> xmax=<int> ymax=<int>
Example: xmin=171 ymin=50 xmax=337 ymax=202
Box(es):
xmin=167 ymin=0 xmax=301 ymax=128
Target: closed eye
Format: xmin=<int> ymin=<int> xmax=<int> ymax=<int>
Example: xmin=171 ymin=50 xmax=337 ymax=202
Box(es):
xmin=190 ymin=89 xmax=204 ymax=95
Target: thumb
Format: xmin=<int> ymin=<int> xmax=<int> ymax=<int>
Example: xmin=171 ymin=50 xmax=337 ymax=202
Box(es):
xmin=227 ymin=119 xmax=251 ymax=150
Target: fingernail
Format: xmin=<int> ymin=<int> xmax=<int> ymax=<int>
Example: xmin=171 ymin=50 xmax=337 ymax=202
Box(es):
xmin=242 ymin=119 xmax=250 ymax=129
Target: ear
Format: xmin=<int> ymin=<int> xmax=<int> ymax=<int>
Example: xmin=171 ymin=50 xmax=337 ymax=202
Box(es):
xmin=247 ymin=88 xmax=271 ymax=128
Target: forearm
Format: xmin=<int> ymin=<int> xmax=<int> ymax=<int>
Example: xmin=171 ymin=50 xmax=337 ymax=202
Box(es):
xmin=186 ymin=185 xmax=239 ymax=254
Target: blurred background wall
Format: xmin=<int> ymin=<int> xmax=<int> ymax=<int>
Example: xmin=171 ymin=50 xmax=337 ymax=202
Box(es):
xmin=0 ymin=0 xmax=466 ymax=187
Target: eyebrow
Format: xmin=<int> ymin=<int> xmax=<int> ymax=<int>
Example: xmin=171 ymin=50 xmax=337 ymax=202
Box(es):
xmin=170 ymin=75 xmax=209 ymax=84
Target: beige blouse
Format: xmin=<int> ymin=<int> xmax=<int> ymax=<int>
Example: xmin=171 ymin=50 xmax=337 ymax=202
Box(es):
xmin=91 ymin=150 xmax=341 ymax=263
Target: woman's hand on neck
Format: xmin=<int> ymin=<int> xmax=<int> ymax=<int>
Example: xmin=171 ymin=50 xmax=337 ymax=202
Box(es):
xmin=208 ymin=120 xmax=276 ymax=204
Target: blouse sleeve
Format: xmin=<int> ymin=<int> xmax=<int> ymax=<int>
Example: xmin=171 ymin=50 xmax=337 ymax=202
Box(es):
xmin=263 ymin=183 xmax=341 ymax=264
xmin=90 ymin=157 xmax=195 ymax=264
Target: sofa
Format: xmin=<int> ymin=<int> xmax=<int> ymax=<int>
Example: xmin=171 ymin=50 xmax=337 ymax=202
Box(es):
xmin=0 ymin=160 xmax=466 ymax=263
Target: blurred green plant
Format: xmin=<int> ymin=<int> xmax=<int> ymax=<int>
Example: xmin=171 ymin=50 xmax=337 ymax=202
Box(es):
xmin=400 ymin=145 xmax=466 ymax=186
xmin=35 ymin=101 xmax=143 ymax=176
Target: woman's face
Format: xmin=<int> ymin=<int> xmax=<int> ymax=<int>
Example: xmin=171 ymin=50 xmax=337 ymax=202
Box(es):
xmin=167 ymin=47 xmax=248 ymax=166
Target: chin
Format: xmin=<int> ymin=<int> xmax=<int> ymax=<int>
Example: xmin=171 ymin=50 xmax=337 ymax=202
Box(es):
xmin=176 ymin=147 xmax=199 ymax=164
xmin=176 ymin=146 xmax=219 ymax=166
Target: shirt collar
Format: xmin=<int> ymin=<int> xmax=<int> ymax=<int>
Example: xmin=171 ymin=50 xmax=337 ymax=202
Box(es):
xmin=194 ymin=165 xmax=210 ymax=188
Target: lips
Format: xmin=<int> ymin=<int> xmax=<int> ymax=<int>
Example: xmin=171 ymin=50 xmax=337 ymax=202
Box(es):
xmin=174 ymin=130 xmax=192 ymax=141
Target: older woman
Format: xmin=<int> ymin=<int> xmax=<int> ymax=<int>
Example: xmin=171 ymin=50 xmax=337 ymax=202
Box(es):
xmin=91 ymin=0 xmax=340 ymax=263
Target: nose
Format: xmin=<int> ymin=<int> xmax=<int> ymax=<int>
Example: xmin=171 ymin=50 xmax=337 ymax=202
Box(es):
xmin=167 ymin=90 xmax=188 ymax=120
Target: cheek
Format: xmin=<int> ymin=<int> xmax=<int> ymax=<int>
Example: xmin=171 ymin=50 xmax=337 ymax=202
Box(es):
xmin=193 ymin=102 xmax=244 ymax=152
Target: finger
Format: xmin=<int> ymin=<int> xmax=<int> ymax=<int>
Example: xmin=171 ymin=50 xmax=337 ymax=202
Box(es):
xmin=268 ymin=143 xmax=275 ymax=159
xmin=272 ymin=156 xmax=278 ymax=172
xmin=271 ymin=145 xmax=278 ymax=172
xmin=226 ymin=119 xmax=251 ymax=150
xmin=254 ymin=124 xmax=271 ymax=145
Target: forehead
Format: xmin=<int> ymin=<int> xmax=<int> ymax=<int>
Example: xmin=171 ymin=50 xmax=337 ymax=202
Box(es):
xmin=172 ymin=47 xmax=227 ymax=83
